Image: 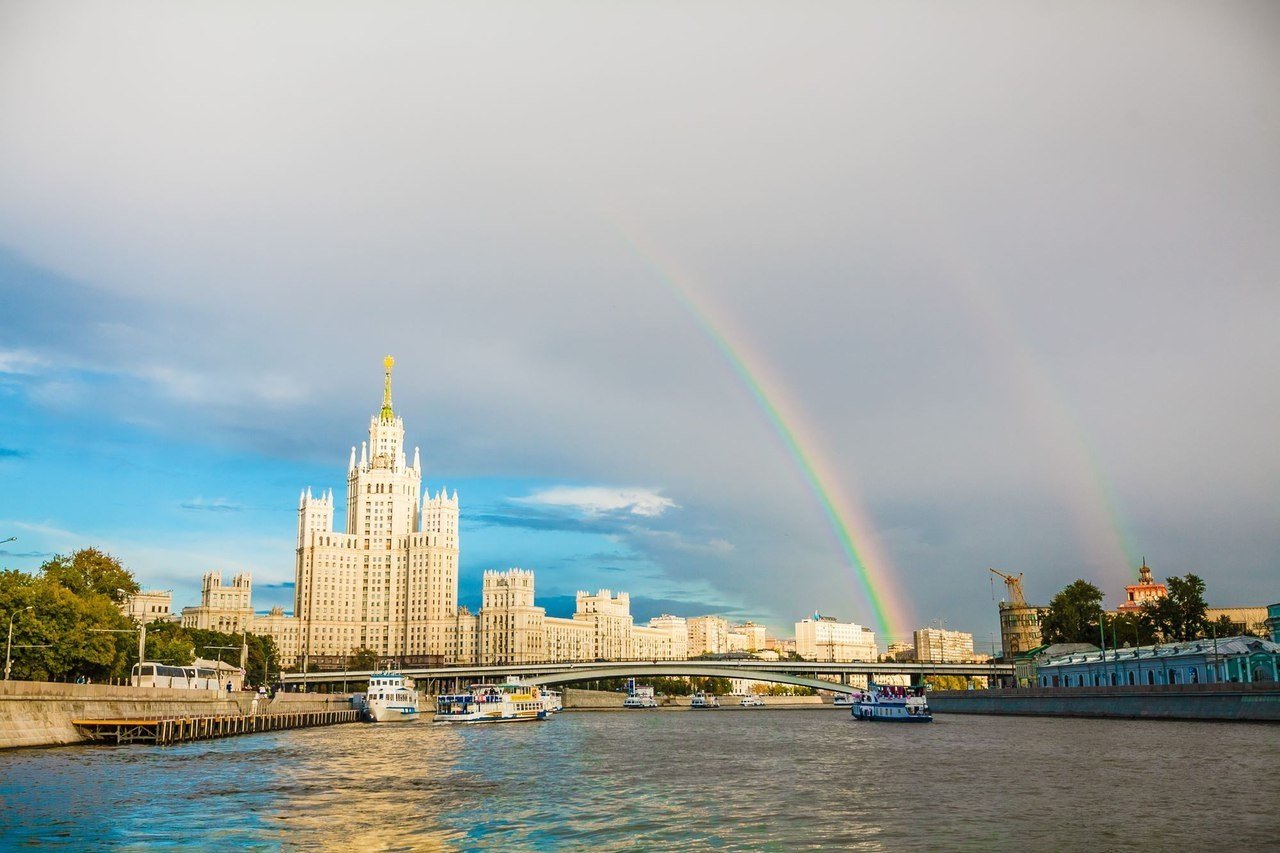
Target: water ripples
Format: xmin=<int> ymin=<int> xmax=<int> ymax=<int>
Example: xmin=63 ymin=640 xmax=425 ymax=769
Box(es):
xmin=1 ymin=710 xmax=1277 ymax=850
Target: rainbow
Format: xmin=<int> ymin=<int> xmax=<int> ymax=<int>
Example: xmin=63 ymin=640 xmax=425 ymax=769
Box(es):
xmin=616 ymin=231 xmax=911 ymax=639
xmin=926 ymin=232 xmax=1140 ymax=579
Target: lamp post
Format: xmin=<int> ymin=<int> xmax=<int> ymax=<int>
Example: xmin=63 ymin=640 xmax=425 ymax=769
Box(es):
xmin=5 ymin=606 xmax=34 ymax=680
xmin=89 ymin=623 xmax=147 ymax=685
xmin=203 ymin=645 xmax=240 ymax=691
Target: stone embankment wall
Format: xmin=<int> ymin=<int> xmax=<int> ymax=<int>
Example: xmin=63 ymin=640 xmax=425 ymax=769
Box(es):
xmin=563 ymin=688 xmax=827 ymax=710
xmin=930 ymin=683 xmax=1280 ymax=722
xmin=0 ymin=680 xmax=352 ymax=750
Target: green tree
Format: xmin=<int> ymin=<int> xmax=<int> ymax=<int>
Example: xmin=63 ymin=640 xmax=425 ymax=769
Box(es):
xmin=1144 ymin=573 xmax=1208 ymax=642
xmin=349 ymin=647 xmax=379 ymax=671
xmin=1207 ymin=613 xmax=1254 ymax=639
xmin=0 ymin=570 xmax=135 ymax=681
xmin=1039 ymin=579 xmax=1104 ymax=645
xmin=39 ymin=549 xmax=139 ymax=602
xmin=1109 ymin=610 xmax=1159 ymax=648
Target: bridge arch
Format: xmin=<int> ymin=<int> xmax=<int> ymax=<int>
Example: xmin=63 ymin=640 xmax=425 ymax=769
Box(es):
xmin=523 ymin=663 xmax=861 ymax=695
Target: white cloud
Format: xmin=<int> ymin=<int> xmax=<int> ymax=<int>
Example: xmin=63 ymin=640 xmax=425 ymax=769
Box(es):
xmin=517 ymin=486 xmax=677 ymax=518
xmin=0 ymin=349 xmax=47 ymax=375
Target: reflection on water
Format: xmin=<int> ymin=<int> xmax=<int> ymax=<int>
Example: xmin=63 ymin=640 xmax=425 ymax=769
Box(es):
xmin=1 ymin=711 xmax=1277 ymax=850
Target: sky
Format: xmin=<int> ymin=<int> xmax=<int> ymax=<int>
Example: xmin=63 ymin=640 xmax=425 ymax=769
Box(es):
xmin=1 ymin=1 xmax=1277 ymax=645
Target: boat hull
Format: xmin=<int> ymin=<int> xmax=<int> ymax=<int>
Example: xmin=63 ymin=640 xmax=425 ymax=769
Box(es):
xmin=433 ymin=710 xmax=549 ymax=724
xmin=852 ymin=705 xmax=933 ymax=722
xmin=368 ymin=703 xmax=421 ymax=722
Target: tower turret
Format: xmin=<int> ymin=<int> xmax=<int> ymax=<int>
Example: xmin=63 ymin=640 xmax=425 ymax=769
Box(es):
xmin=380 ymin=354 xmax=395 ymax=423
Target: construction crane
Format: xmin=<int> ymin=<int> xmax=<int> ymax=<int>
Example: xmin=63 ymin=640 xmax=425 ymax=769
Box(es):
xmin=988 ymin=569 xmax=1028 ymax=608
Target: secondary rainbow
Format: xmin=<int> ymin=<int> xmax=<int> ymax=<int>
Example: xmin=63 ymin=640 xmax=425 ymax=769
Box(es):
xmin=616 ymin=231 xmax=910 ymax=639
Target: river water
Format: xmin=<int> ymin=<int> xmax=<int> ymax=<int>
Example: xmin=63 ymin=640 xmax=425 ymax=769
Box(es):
xmin=1 ymin=709 xmax=1276 ymax=850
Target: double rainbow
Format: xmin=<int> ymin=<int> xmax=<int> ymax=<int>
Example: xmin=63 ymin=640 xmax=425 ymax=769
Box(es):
xmin=619 ymin=232 xmax=910 ymax=640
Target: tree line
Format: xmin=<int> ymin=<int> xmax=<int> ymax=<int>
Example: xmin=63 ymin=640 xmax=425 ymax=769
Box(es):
xmin=0 ymin=548 xmax=278 ymax=684
xmin=1039 ymin=572 xmax=1244 ymax=648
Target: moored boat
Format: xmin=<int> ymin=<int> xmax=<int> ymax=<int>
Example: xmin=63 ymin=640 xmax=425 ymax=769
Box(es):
xmin=738 ymin=695 xmax=765 ymax=707
xmin=689 ymin=691 xmax=720 ymax=709
xmin=852 ymin=682 xmax=932 ymax=722
xmin=623 ymin=684 xmax=659 ymax=708
xmin=365 ymin=672 xmax=421 ymax=722
xmin=434 ymin=683 xmax=550 ymax=724
xmin=832 ymin=691 xmax=863 ymax=708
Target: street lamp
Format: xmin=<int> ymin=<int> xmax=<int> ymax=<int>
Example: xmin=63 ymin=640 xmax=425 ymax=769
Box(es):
xmin=203 ymin=645 xmax=240 ymax=690
xmin=5 ymin=606 xmax=34 ymax=680
xmin=90 ymin=622 xmax=148 ymax=685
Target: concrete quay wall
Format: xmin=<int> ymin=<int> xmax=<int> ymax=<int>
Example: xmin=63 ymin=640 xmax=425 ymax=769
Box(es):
xmin=930 ymin=683 xmax=1280 ymax=722
xmin=0 ymin=681 xmax=352 ymax=750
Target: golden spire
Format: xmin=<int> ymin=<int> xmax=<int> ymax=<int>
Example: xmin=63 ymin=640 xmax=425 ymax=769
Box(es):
xmin=380 ymin=355 xmax=395 ymax=422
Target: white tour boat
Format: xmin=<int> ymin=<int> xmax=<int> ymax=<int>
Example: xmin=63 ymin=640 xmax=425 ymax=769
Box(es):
xmin=365 ymin=672 xmax=421 ymax=722
xmin=434 ymin=683 xmax=550 ymax=724
xmin=689 ymin=691 xmax=720 ymax=709
xmin=623 ymin=684 xmax=659 ymax=708
xmin=852 ymin=682 xmax=932 ymax=722
xmin=832 ymin=691 xmax=864 ymax=708
xmin=738 ymin=695 xmax=765 ymax=707
xmin=538 ymin=687 xmax=563 ymax=714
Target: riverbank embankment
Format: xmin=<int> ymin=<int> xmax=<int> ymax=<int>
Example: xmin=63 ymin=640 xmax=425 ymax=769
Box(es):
xmin=930 ymin=682 xmax=1280 ymax=722
xmin=0 ymin=680 xmax=353 ymax=749
xmin=562 ymin=687 xmax=829 ymax=710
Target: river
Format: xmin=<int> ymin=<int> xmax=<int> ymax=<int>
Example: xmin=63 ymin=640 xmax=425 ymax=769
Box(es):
xmin=1 ymin=709 xmax=1276 ymax=850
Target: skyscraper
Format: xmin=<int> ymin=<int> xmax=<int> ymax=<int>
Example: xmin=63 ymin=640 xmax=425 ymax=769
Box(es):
xmin=295 ymin=356 xmax=460 ymax=667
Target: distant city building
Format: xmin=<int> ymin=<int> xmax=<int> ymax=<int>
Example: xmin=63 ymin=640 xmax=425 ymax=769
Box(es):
xmin=687 ymin=615 xmax=730 ymax=656
xmin=648 ymin=615 xmax=689 ymax=660
xmin=766 ymin=636 xmax=796 ymax=655
xmin=913 ymin=628 xmax=975 ymax=663
xmin=451 ymin=571 xmax=684 ymax=664
xmin=795 ymin=616 xmax=876 ymax=662
xmin=726 ymin=631 xmax=748 ymax=652
xmin=176 ymin=572 xmax=301 ymax=670
xmin=294 ymin=356 xmax=459 ymax=668
xmin=181 ymin=571 xmax=254 ymax=633
xmin=251 ymin=606 xmax=301 ymax=670
xmin=733 ymin=622 xmax=768 ymax=651
xmin=886 ymin=641 xmax=915 ymax=662
xmin=1036 ymin=637 xmax=1280 ymax=687
xmin=1013 ymin=643 xmax=1099 ymax=688
xmin=1266 ymin=604 xmax=1280 ymax=644
xmin=120 ymin=590 xmax=172 ymax=624
xmin=1117 ymin=560 xmax=1168 ymax=612
xmin=1205 ymin=606 xmax=1270 ymax=637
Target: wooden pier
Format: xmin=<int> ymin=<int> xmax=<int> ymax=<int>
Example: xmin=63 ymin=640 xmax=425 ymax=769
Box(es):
xmin=71 ymin=708 xmax=361 ymax=745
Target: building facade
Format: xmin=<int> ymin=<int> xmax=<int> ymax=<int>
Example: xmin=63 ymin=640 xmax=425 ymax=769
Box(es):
xmin=120 ymin=590 xmax=173 ymax=624
xmin=1036 ymin=636 xmax=1280 ymax=687
xmin=181 ymin=572 xmax=255 ymax=633
xmin=795 ymin=616 xmax=877 ymax=662
xmin=1117 ymin=560 xmax=1168 ymax=612
xmin=294 ymin=356 xmax=460 ymax=667
xmin=998 ymin=601 xmax=1044 ymax=660
xmin=913 ymin=627 xmax=975 ymax=663
xmin=733 ymin=622 xmax=768 ymax=651
xmin=251 ymin=606 xmax=302 ymax=670
xmin=687 ymin=615 xmax=730 ymax=656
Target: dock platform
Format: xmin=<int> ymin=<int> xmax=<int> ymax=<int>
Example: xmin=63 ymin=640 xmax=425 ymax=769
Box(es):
xmin=72 ymin=708 xmax=360 ymax=745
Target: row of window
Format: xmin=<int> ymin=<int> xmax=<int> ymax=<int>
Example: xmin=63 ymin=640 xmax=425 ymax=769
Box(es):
xmin=1042 ymin=665 xmax=1215 ymax=687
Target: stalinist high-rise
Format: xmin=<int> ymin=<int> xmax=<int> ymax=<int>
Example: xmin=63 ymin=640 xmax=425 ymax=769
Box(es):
xmin=294 ymin=356 xmax=460 ymax=667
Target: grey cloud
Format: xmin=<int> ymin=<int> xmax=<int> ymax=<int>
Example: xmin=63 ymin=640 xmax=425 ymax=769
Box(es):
xmin=1 ymin=3 xmax=1277 ymax=636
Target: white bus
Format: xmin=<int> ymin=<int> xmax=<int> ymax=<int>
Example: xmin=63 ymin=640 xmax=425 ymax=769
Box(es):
xmin=131 ymin=663 xmax=223 ymax=691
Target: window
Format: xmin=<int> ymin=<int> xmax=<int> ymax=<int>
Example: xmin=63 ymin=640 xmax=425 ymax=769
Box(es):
xmin=1147 ymin=671 xmax=1155 ymax=685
